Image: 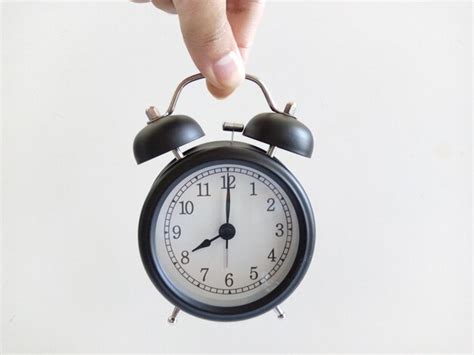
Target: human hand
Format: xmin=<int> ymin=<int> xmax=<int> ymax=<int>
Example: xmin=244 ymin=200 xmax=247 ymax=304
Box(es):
xmin=133 ymin=0 xmax=265 ymax=98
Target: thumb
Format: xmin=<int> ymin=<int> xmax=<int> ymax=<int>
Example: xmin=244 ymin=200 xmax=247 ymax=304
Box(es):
xmin=173 ymin=0 xmax=245 ymax=98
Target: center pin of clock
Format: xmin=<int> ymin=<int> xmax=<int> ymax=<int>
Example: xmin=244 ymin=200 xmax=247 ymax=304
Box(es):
xmin=219 ymin=223 xmax=236 ymax=240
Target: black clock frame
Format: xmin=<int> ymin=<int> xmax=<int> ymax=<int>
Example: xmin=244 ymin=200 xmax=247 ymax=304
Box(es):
xmin=138 ymin=141 xmax=315 ymax=321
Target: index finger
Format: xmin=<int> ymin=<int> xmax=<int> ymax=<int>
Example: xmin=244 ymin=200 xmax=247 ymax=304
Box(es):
xmin=227 ymin=0 xmax=265 ymax=62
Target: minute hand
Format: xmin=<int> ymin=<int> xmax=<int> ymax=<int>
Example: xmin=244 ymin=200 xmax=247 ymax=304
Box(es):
xmin=224 ymin=173 xmax=231 ymax=267
xmin=225 ymin=173 xmax=231 ymax=223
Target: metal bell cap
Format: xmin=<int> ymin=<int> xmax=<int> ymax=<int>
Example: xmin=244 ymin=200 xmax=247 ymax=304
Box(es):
xmin=133 ymin=114 xmax=205 ymax=164
xmin=243 ymin=112 xmax=314 ymax=157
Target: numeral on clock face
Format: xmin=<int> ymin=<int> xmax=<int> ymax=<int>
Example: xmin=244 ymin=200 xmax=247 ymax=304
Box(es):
xmin=172 ymin=225 xmax=181 ymax=239
xmin=179 ymin=201 xmax=194 ymax=215
xmin=267 ymin=198 xmax=276 ymax=211
xmin=249 ymin=266 xmax=258 ymax=280
xmin=225 ymin=273 xmax=234 ymax=287
xmin=200 ymin=267 xmax=209 ymax=281
xmin=250 ymin=182 xmax=257 ymax=196
xmin=197 ymin=182 xmax=210 ymax=197
xmin=268 ymin=248 xmax=276 ymax=262
xmin=275 ymin=223 xmax=284 ymax=237
xmin=221 ymin=174 xmax=236 ymax=189
xmin=181 ymin=250 xmax=190 ymax=264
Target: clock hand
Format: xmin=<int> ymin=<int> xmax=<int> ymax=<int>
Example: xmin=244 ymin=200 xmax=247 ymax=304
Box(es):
xmin=192 ymin=235 xmax=220 ymax=252
xmin=225 ymin=240 xmax=229 ymax=268
xmin=225 ymin=172 xmax=231 ymax=267
xmin=225 ymin=172 xmax=231 ymax=223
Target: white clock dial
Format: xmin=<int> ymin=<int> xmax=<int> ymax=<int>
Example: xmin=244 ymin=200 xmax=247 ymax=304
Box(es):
xmin=153 ymin=164 xmax=299 ymax=307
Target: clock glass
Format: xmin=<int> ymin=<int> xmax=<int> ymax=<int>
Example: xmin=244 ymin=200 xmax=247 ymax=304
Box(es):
xmin=152 ymin=163 xmax=300 ymax=308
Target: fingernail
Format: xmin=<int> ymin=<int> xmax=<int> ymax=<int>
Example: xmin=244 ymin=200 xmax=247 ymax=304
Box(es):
xmin=212 ymin=51 xmax=244 ymax=89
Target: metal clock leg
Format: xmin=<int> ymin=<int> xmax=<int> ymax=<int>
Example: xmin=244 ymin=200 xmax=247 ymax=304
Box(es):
xmin=273 ymin=305 xmax=286 ymax=319
xmin=167 ymin=306 xmax=181 ymax=324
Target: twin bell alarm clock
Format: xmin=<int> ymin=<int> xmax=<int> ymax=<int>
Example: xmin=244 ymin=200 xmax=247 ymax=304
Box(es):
xmin=133 ymin=73 xmax=315 ymax=322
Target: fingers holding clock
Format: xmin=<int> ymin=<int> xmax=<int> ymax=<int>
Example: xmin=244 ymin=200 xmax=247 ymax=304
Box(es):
xmin=134 ymin=0 xmax=265 ymax=98
xmin=173 ymin=0 xmax=245 ymax=98
xmin=226 ymin=0 xmax=265 ymax=63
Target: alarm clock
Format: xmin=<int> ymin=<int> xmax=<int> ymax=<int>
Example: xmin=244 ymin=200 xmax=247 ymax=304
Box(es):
xmin=133 ymin=73 xmax=315 ymax=322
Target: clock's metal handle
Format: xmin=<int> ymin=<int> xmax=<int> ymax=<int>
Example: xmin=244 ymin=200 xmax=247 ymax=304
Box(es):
xmin=158 ymin=73 xmax=286 ymax=119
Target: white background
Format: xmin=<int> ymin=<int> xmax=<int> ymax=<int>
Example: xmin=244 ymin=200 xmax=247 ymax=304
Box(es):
xmin=1 ymin=1 xmax=472 ymax=353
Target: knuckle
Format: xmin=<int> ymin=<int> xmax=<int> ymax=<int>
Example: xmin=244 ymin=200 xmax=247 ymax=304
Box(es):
xmin=227 ymin=0 xmax=265 ymax=14
xmin=151 ymin=0 xmax=176 ymax=13
xmin=184 ymin=19 xmax=229 ymax=48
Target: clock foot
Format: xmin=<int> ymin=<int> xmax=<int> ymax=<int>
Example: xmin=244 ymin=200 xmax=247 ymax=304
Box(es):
xmin=167 ymin=306 xmax=180 ymax=324
xmin=273 ymin=306 xmax=286 ymax=319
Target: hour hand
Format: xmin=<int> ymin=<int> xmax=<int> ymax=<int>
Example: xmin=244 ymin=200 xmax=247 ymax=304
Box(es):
xmin=192 ymin=235 xmax=220 ymax=252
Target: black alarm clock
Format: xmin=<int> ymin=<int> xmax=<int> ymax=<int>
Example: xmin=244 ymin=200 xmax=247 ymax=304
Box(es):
xmin=133 ymin=74 xmax=315 ymax=322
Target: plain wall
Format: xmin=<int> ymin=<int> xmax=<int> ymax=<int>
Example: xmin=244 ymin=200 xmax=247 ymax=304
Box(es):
xmin=1 ymin=1 xmax=472 ymax=353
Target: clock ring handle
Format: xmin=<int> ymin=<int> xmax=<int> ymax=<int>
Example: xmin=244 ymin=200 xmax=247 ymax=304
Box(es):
xmin=156 ymin=73 xmax=286 ymax=121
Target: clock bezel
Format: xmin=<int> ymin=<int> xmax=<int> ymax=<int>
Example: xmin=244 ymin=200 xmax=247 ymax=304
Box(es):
xmin=138 ymin=141 xmax=315 ymax=321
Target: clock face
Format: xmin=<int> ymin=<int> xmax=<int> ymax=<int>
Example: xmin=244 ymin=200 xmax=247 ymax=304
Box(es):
xmin=152 ymin=163 xmax=300 ymax=307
